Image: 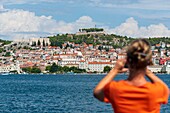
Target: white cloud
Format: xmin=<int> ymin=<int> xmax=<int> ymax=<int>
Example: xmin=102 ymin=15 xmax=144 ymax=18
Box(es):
xmin=0 ymin=5 xmax=170 ymax=40
xmin=109 ymin=17 xmax=139 ymax=36
xmin=0 ymin=5 xmax=9 ymax=11
xmin=0 ymin=7 xmax=95 ymax=40
xmin=54 ymin=16 xmax=95 ymax=34
xmin=0 ymin=5 xmax=4 ymax=10
xmin=107 ymin=17 xmax=170 ymax=38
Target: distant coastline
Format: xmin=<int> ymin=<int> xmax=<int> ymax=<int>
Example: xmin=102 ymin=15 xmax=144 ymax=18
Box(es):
xmin=0 ymin=29 xmax=170 ymax=74
xmin=1 ymin=72 xmax=169 ymax=76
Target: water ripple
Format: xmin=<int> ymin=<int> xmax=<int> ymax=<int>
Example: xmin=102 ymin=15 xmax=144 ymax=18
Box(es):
xmin=0 ymin=74 xmax=169 ymax=112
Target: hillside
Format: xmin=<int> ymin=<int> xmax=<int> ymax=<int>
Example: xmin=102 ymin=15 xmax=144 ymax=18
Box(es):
xmin=0 ymin=39 xmax=12 ymax=46
xmin=48 ymin=33 xmax=170 ymax=48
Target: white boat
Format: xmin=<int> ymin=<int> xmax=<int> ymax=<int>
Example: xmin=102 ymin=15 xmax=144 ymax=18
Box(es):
xmin=0 ymin=72 xmax=10 ymax=75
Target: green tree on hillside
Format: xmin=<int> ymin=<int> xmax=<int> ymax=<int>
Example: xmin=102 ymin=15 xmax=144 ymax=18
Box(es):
xmin=4 ymin=52 xmax=11 ymax=57
xmin=47 ymin=31 xmax=170 ymax=49
xmin=38 ymin=40 xmax=41 ymax=46
xmin=0 ymin=48 xmax=3 ymax=53
xmin=43 ymin=39 xmax=45 ymax=46
xmin=46 ymin=43 xmax=48 ymax=46
xmin=32 ymin=41 xmax=36 ymax=46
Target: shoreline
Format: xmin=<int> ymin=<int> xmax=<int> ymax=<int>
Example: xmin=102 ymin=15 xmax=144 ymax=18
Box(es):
xmin=1 ymin=73 xmax=169 ymax=76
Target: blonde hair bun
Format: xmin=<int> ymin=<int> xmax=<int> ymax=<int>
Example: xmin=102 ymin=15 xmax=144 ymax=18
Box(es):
xmin=127 ymin=39 xmax=152 ymax=69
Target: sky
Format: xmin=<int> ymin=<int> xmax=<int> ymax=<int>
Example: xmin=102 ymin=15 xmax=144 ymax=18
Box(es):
xmin=1 ymin=0 xmax=170 ymax=40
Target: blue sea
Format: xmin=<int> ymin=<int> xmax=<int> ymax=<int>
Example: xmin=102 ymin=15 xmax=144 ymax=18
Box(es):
xmin=0 ymin=74 xmax=169 ymax=113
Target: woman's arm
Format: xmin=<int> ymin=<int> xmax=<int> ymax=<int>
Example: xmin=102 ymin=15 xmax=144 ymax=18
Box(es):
xmin=146 ymin=68 xmax=168 ymax=85
xmin=146 ymin=68 xmax=169 ymax=94
xmin=93 ymin=59 xmax=127 ymax=102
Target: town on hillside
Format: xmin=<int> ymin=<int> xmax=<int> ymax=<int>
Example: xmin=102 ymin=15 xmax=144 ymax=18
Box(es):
xmin=0 ymin=28 xmax=170 ymax=74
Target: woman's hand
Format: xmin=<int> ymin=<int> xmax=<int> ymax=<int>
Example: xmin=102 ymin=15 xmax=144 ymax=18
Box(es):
xmin=145 ymin=68 xmax=152 ymax=75
xmin=94 ymin=58 xmax=127 ymax=102
xmin=93 ymin=58 xmax=128 ymax=102
xmin=113 ymin=59 xmax=128 ymax=73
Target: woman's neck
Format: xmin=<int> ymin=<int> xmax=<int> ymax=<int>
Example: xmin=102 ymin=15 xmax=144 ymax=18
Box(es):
xmin=126 ymin=69 xmax=147 ymax=86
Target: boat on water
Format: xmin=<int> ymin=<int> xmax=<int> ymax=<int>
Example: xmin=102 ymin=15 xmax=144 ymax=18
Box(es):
xmin=0 ymin=72 xmax=10 ymax=75
xmin=66 ymin=72 xmax=76 ymax=75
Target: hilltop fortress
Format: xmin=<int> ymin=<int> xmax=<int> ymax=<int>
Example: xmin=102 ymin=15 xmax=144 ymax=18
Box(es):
xmin=76 ymin=28 xmax=106 ymax=36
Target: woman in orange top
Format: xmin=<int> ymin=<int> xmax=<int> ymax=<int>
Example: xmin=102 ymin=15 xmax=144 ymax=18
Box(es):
xmin=93 ymin=39 xmax=169 ymax=113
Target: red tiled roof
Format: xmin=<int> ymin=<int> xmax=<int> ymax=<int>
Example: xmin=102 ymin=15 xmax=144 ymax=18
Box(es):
xmin=88 ymin=62 xmax=111 ymax=64
xmin=80 ymin=60 xmax=85 ymax=62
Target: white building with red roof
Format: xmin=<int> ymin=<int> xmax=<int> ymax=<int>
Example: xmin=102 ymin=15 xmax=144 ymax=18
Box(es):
xmin=88 ymin=61 xmax=114 ymax=72
xmin=79 ymin=60 xmax=88 ymax=70
xmin=0 ymin=63 xmax=21 ymax=74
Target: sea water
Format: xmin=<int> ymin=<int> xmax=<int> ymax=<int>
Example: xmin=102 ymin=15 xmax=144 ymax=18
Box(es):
xmin=0 ymin=74 xmax=169 ymax=113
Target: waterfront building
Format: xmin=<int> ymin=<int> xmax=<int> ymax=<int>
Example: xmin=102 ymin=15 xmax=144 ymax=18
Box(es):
xmin=161 ymin=60 xmax=170 ymax=74
xmin=160 ymin=48 xmax=166 ymax=58
xmin=57 ymin=53 xmax=81 ymax=67
xmin=65 ymin=63 xmax=79 ymax=68
xmin=159 ymin=58 xmax=166 ymax=65
xmin=152 ymin=51 xmax=159 ymax=57
xmin=155 ymin=44 xmax=161 ymax=48
xmin=79 ymin=60 xmax=88 ymax=70
xmin=167 ymin=44 xmax=170 ymax=47
xmin=58 ymin=58 xmax=79 ymax=67
xmin=0 ymin=63 xmax=21 ymax=74
xmin=87 ymin=61 xmax=114 ymax=73
xmin=148 ymin=65 xmax=163 ymax=73
xmin=20 ymin=62 xmax=34 ymax=68
xmin=167 ymin=51 xmax=170 ymax=56
xmin=117 ymin=54 xmax=126 ymax=59
xmin=152 ymin=57 xmax=159 ymax=65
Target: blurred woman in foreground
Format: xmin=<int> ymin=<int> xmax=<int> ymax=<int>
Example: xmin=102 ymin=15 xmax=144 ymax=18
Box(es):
xmin=93 ymin=39 xmax=169 ymax=113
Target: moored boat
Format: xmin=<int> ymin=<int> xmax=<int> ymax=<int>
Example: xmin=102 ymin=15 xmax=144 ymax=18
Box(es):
xmin=0 ymin=72 xmax=10 ymax=75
